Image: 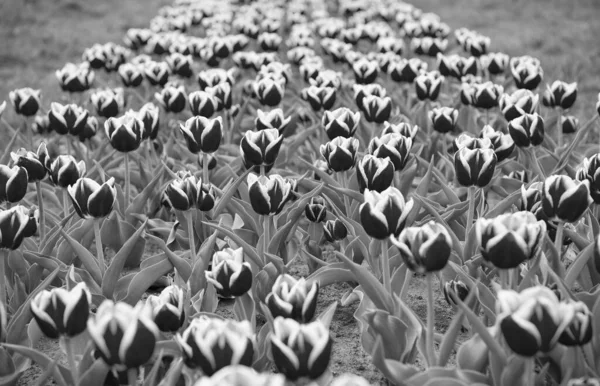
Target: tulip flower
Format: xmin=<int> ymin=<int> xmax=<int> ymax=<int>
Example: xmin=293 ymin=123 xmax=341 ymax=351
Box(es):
xmin=508 ymin=113 xmax=544 ymax=147
xmin=576 ymin=154 xmax=600 ymax=203
xmin=266 ymin=274 xmax=319 ymax=323
xmin=9 ymin=88 xmax=41 ymax=117
xmin=559 ymin=301 xmax=593 ymax=347
xmin=240 ymin=128 xmax=283 ymax=173
xmin=45 ymin=154 xmax=86 ymax=189
xmin=256 ymin=108 xmax=291 ymax=133
xmin=67 ymin=177 xmax=116 ymax=219
xmin=382 ymin=122 xmax=419 ymax=139
xmin=163 ymin=171 xmax=203 ymax=211
xmin=48 ymin=103 xmax=89 ymax=136
xmin=302 ymin=85 xmax=336 ymax=111
xmin=443 ymin=280 xmax=469 ymax=306
xmin=356 ymin=155 xmax=395 ymax=193
xmin=155 ymin=83 xmax=187 ymax=113
xmin=253 ymin=76 xmax=285 ymax=107
xmin=463 ymin=34 xmax=490 ymax=57
xmin=454 ymin=146 xmax=497 ymax=188
xmin=180 ymin=116 xmax=223 ymax=154
xmin=542 ymin=80 xmax=577 ymax=110
xmin=437 ymin=54 xmax=477 ymax=79
xmin=205 ymin=247 xmax=253 ymax=298
xmin=322 ymin=108 xmax=360 ymax=139
xmin=561 ymin=115 xmax=579 ymax=134
xmin=32 ymin=113 xmax=51 ymax=134
xmin=165 ymin=52 xmax=193 ymax=78
xmin=415 ymin=71 xmax=444 ymax=101
xmin=411 ymin=37 xmax=448 ymax=56
xmin=118 ymin=63 xmax=144 ymax=87
xmin=145 ymin=285 xmax=185 ymax=333
xmin=390 ymin=221 xmax=452 ymax=273
xmin=323 ymin=219 xmax=348 ymax=243
xmin=137 ymin=102 xmax=160 ymax=140
xmin=193 ymin=366 xmax=285 ymax=386
xmin=542 ymin=175 xmax=592 ymax=224
xmin=90 ymin=88 xmax=125 ymax=118
xmin=11 ymin=147 xmax=46 ymax=184
xmin=360 ymin=95 xmax=392 ymax=123
xmin=0 ymin=165 xmax=28 ymax=204
xmin=258 ymin=32 xmax=282 ymax=51
xmin=197 ymin=68 xmax=235 ymax=90
xmin=481 ymin=52 xmax=510 ymax=75
xmin=188 ymin=91 xmax=218 ymax=118
xmin=359 ymin=187 xmax=414 ymax=239
xmin=352 ymin=57 xmax=379 ymax=84
xmin=56 ymin=62 xmax=95 ymax=92
xmin=88 ymin=300 xmax=159 ymax=370
xmin=471 ymin=82 xmax=503 ymax=110
xmin=510 ymin=56 xmax=543 ymax=90
xmin=247 ymin=173 xmax=292 ymax=216
xmin=499 ymin=89 xmax=539 ymax=121
xmin=429 ymin=106 xmax=459 ymax=134
xmin=270 ymin=317 xmax=332 ymax=380
xmin=78 ymin=116 xmax=98 ymax=142
xmin=206 ymin=82 xmax=233 ymax=111
xmin=105 ymin=112 xmax=144 ymax=153
xmin=388 ymin=57 xmax=427 ymax=83
xmin=305 ymin=196 xmax=327 ymax=223
xmin=144 ymin=61 xmax=170 ymax=86
xmin=480 ymin=125 xmax=515 ymax=162
xmin=176 ymin=316 xmax=254 ymax=374
xmin=353 ymin=84 xmax=386 ymax=107
xmin=320 ymin=137 xmax=359 ymax=173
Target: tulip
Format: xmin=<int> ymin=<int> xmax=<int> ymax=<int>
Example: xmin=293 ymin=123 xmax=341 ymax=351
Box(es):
xmin=359 ymin=187 xmax=414 ymax=239
xmin=165 ymin=52 xmax=193 ymax=78
xmin=48 ymin=103 xmax=89 ymax=136
xmin=240 ymin=129 xmax=283 ymax=172
xmin=480 ymin=125 xmax=515 ymax=162
xmin=144 ymin=61 xmax=170 ymax=86
xmin=253 ymin=109 xmax=289 ymax=134
xmin=197 ymin=68 xmax=235 ymax=90
xmin=247 ymin=173 xmax=292 ymax=216
xmin=88 ymin=300 xmax=159 ymax=370
xmin=352 ymin=58 xmax=379 ymax=84
xmin=323 ymin=219 xmax=348 ymax=243
xmin=193 ymin=366 xmax=285 ymax=386
xmin=415 ymin=71 xmax=444 ymax=101
xmin=437 ymin=54 xmax=477 ymax=79
xmin=118 ymin=63 xmax=144 ymax=87
xmin=454 ymin=147 xmax=497 ymax=187
xmin=253 ymin=76 xmax=285 ymax=107
xmin=305 ymin=196 xmax=327 ymax=223
xmin=176 ymin=316 xmax=254 ymax=374
xmin=481 ymin=52 xmax=510 ymax=75
xmin=576 ymin=154 xmax=600 ymax=203
xmin=270 ymin=317 xmax=332 ymax=380
xmin=155 ymin=84 xmax=187 ymax=113
xmin=508 ymin=113 xmax=544 ymax=147
xmin=188 ymin=91 xmax=217 ymax=118
xmin=90 ymin=88 xmax=124 ymax=118
xmin=162 ymin=171 xmax=199 ymax=212
xmin=377 ymin=37 xmax=404 ymax=55
xmin=0 ymin=205 xmax=37 ymax=250
xmin=320 ymin=137 xmax=359 ymax=173
xmin=56 ymin=62 xmax=95 ymax=92
xmin=180 ymin=116 xmax=223 ymax=154
xmin=429 ymin=107 xmax=458 ymax=134
xmin=67 ymin=177 xmax=116 ymax=219
xmin=443 ymin=280 xmax=469 ymax=306
xmin=360 ymin=95 xmax=392 ymax=123
xmin=542 ymin=80 xmax=577 ymax=110
xmin=205 ymin=247 xmax=253 ymax=298
xmin=353 ymin=84 xmax=386 ymax=107
xmin=510 ymin=56 xmax=543 ymax=90
xmin=382 ymin=122 xmax=418 ymax=139
xmin=0 ymin=165 xmax=28 ymax=204
xmin=559 ymin=301 xmax=593 ymax=346
xmin=388 ymin=57 xmax=427 ymax=83
xmin=138 ymin=102 xmax=160 ymax=140
xmin=104 ymin=112 xmax=144 ymax=153
xmin=471 ymin=82 xmax=503 ymax=110
xmin=561 ymin=115 xmax=579 ymax=134
xmin=9 ymin=88 xmax=41 ymax=117
xmin=356 ymin=155 xmax=395 ymax=193
xmin=207 ymin=82 xmax=233 ymax=111
xmin=79 ymin=116 xmax=98 ymax=142
xmin=11 ymin=146 xmax=46 ymax=183
xmin=499 ymin=89 xmax=539 ymax=121
xmin=411 ymin=37 xmax=448 ymax=56
xmin=198 ymin=153 xmax=217 ymax=171
xmin=476 ymin=211 xmax=546 ymax=269
xmin=368 ymin=133 xmax=412 ymax=172
xmin=542 ymin=175 xmax=592 ymax=223
xmin=32 ymin=113 xmax=51 ymax=134
xmin=322 ymin=108 xmax=360 ymax=139
xmin=462 ymin=34 xmax=490 ymax=57
xmin=453 ymin=134 xmax=493 ymax=152
xmin=145 ymin=285 xmax=185 ymax=333
xmin=266 ymin=274 xmax=319 ymax=323
xmin=258 ymin=32 xmax=282 ymax=51
xmin=302 ymin=85 xmax=336 ymax=111
xmin=45 ymin=155 xmax=86 ymax=188
xmin=390 ymin=221 xmax=452 ymax=273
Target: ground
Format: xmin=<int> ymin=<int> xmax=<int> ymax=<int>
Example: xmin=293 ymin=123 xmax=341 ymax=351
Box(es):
xmin=2 ymin=0 xmax=599 ymax=385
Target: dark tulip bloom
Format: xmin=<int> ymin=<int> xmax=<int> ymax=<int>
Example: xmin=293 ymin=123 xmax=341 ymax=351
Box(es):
xmin=123 ymin=28 xmax=153 ymax=49
xmin=9 ymin=88 xmax=41 ymax=117
xmin=508 ymin=113 xmax=544 ymax=147
xmin=88 ymin=300 xmax=159 ymax=370
xmin=359 ymin=187 xmax=414 ymax=239
xmin=356 ymin=155 xmax=394 ymax=193
xmin=162 ymin=171 xmax=199 ymax=212
xmin=305 ymin=196 xmax=327 ymax=223
xmin=55 ymin=62 xmax=95 ymax=92
xmin=247 ymin=173 xmax=292 ymax=216
xmin=240 ymin=128 xmax=283 ymax=170
xmin=510 ymin=56 xmax=543 ymax=90
xmin=443 ymin=280 xmax=469 ymax=306
xmin=576 ymin=154 xmax=600 ymax=203
xmin=188 ymin=91 xmax=218 ymax=118
xmin=253 ymin=77 xmax=285 ymax=107
xmin=79 ymin=116 xmax=98 ymax=142
xmin=382 ymin=122 xmax=419 ymax=139
xmin=320 ymin=137 xmax=359 ymax=173
xmin=118 ymin=63 xmax=144 ymax=88
xmin=256 ymin=108 xmax=291 ymax=132
xmin=301 ymin=86 xmax=336 ymax=111
xmin=559 ymin=301 xmax=593 ymax=346
xmin=471 ymin=82 xmax=503 ymax=110
xmin=542 ymin=80 xmax=577 ymax=110
xmin=90 ymin=88 xmax=125 ymax=118
xmin=144 ymin=61 xmax=170 ymax=86
xmin=353 ymin=84 xmax=386 ymax=107
xmin=541 ymin=175 xmax=592 ymax=223
xmin=480 ymin=125 xmax=515 ymax=162
xmin=145 ymin=285 xmax=185 ymax=333
xmin=31 ymin=283 xmax=91 ymax=338
xmin=388 ymin=57 xmax=427 ymax=83
xmin=165 ymin=53 xmax=193 ymax=78
xmin=476 ymin=211 xmax=546 ymax=269
xmin=437 ymin=54 xmax=478 ymax=80
xmin=137 ymin=103 xmax=160 ymax=140
xmin=33 ymin=113 xmax=52 ymax=135
xmin=206 ymin=247 xmax=253 ymax=298
xmin=155 ymin=84 xmax=187 ymax=113
xmin=352 ymin=58 xmax=379 ymax=84
xmin=270 ymin=318 xmax=332 ymax=380
xmin=104 ymin=112 xmax=144 ymax=153
xmin=454 ymin=147 xmax=497 ymax=187
xmin=180 ymin=116 xmax=223 ymax=154
xmin=499 ymin=89 xmax=539 ymax=121
xmin=323 ymin=219 xmax=348 ymax=242
xmin=360 ymin=95 xmax=392 ymax=123
xmin=11 ymin=145 xmax=46 ymax=182
xmin=45 ymin=155 xmax=86 ymax=188
xmin=0 ymin=205 xmax=38 ymax=250
xmin=0 ymin=165 xmax=28 ymax=203
xmin=481 ymin=52 xmax=510 ymax=75
xmin=206 ymin=83 xmax=233 ymax=111
xmin=411 ymin=37 xmax=448 ymax=57
xmin=258 ymin=32 xmax=282 ymax=51
xmin=561 ymin=115 xmax=579 ymax=134
xmin=429 ymin=107 xmax=458 ymax=134
xmin=197 ymin=68 xmax=235 ymax=90
xmin=462 ymin=34 xmax=490 ymax=57
xmin=453 ymin=134 xmax=493 ymax=152
xmin=390 ymin=221 xmax=452 ymax=273
xmin=67 ymin=177 xmax=116 ymax=219
xmin=175 ymin=316 xmax=253 ymax=374
xmin=48 ymin=103 xmax=89 ymax=136
xmin=266 ymin=274 xmax=319 ymax=323
xmin=368 ymin=134 xmax=412 ymax=172
xmin=415 ymin=71 xmax=444 ymax=101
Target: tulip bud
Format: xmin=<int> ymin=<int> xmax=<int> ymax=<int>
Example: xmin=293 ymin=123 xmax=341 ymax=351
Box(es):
xmin=322 ymin=108 xmax=360 ymax=139
xmin=48 ymin=103 xmax=89 ymax=136
xmin=256 ymin=108 xmax=291 ymax=133
xmin=508 ymin=113 xmax=544 ymax=147
xmin=510 ymin=56 xmax=543 ymax=90
xmin=155 ymin=84 xmax=187 ymax=113
xmin=0 ymin=205 xmax=37 ymax=249
xmin=56 ymin=62 xmax=94 ymax=92
xmin=352 ymin=58 xmax=379 ymax=84
xmin=411 ymin=37 xmax=448 ymax=56
xmin=104 ymin=112 xmax=144 ymax=152
xmin=31 ymin=282 xmax=91 ymax=338
xmin=542 ymin=80 xmax=577 ymax=110
xmin=390 ymin=221 xmax=452 ymax=273
xmin=356 ymin=155 xmax=395 ymax=193
xmin=270 ymin=317 xmax=332 ymax=380
xmin=428 ymin=106 xmax=458 ymax=134
xmin=320 ymin=137 xmax=359 ymax=172
xmin=437 ymin=54 xmax=478 ymax=79
xmin=559 ymin=301 xmax=593 ymax=346
xmin=46 ymin=155 xmax=86 ymax=188
xmin=247 ymin=173 xmax=292 ymax=216
xmin=266 ymin=274 xmax=319 ymax=323
xmin=88 ymin=300 xmax=159 ymax=370
xmin=388 ymin=57 xmax=427 ymax=83
xmin=360 ymin=187 xmax=414 ymax=239
xmin=188 ymin=91 xmax=218 ymax=118
xmin=443 ymin=280 xmax=469 ymax=306
xmin=146 ymin=285 xmax=185 ymax=333
xmin=415 ymin=71 xmax=444 ymax=101
xmin=561 ymin=115 xmax=579 ymax=134
xmin=253 ymin=76 xmax=285 ymax=107
xmin=138 ymin=102 xmax=160 ymax=140
xmin=196 ymin=181 xmax=216 ymax=212
xmin=323 ymin=219 xmax=348 ymax=242
xmin=162 ymin=171 xmax=199 ymax=212
xmin=11 ymin=146 xmax=46 ymax=182
xmin=180 ymin=116 xmax=223 ymax=154
xmin=480 ymin=125 xmax=515 ymax=162
xmin=576 ymin=154 xmax=600 ymax=203
xmin=176 ymin=316 xmax=254 ymax=374
xmin=481 ymin=52 xmax=510 ymax=75
xmin=67 ymin=177 xmax=116 ymax=219
xmin=207 ymin=83 xmax=233 ymax=111
xmin=359 ymin=95 xmax=392 ymax=123
xmin=476 ymin=211 xmax=546 ymax=269
xmin=301 ymin=86 xmax=337 ymax=111
xmin=454 ymin=147 xmax=497 ymax=187
xmin=471 ymin=82 xmax=503 ymax=109
xmin=305 ymin=196 xmax=327 ymax=223
xmin=499 ymin=89 xmax=539 ymax=121
xmin=79 ymin=116 xmax=98 ymax=142
xmin=542 ymin=175 xmax=592 ymax=223
xmin=9 ymin=88 xmax=41 ymax=117
xmin=118 ymin=63 xmax=144 ymax=88
xmin=144 ymin=61 xmax=170 ymax=86
xmin=0 ymin=165 xmax=28 ymax=204
xmin=507 ymin=170 xmax=529 ymax=183
xmin=197 ymin=68 xmax=235 ymax=90
xmin=368 ymin=133 xmax=412 ymax=172
xmin=206 ymin=247 xmax=253 ymax=298
xmin=33 ymin=113 xmax=51 ymax=134
xmin=89 ymin=88 xmax=124 ymax=118
xmin=462 ymin=34 xmax=490 ymax=57
xmin=240 ymin=128 xmax=283 ymax=171
xmin=165 ymin=53 xmax=193 ymax=78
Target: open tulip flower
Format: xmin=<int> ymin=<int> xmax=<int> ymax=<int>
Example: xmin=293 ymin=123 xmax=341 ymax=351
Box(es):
xmin=542 ymin=80 xmax=578 ymax=110
xmin=240 ymin=128 xmax=284 ymax=172
xmin=67 ymin=177 xmax=116 ymax=219
xmin=180 ymin=116 xmax=223 ymax=154
xmin=510 ymin=56 xmax=543 ymax=90
xmin=48 ymin=102 xmax=89 ymax=136
xmin=45 ymin=154 xmax=86 ymax=188
xmin=359 ymin=187 xmax=414 ymax=239
xmin=266 ymin=274 xmax=319 ymax=323
xmin=205 ymin=247 xmax=253 ymax=298
xmin=542 ymin=175 xmax=592 ymax=224
xmin=390 ymin=221 xmax=452 ymax=273
xmin=105 ymin=111 xmax=144 ymax=153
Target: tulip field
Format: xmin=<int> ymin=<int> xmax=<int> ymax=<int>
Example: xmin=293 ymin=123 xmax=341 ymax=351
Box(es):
xmin=3 ymin=0 xmax=600 ymax=385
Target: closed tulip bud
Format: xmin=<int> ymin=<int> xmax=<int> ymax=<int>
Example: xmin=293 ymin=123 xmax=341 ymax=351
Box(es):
xmin=188 ymin=91 xmax=218 ymax=118
xmin=508 ymin=113 xmax=544 ymax=147
xmin=105 ymin=112 xmax=144 ymax=152
xmin=352 ymin=58 xmax=379 ymax=84
xmin=322 ymin=108 xmax=360 ymax=139
xmin=561 ymin=115 xmax=579 ymax=134
xmin=437 ymin=54 xmax=478 ymax=80
xmin=207 ymin=83 xmax=233 ymax=111
xmin=256 ymin=108 xmax=291 ymax=133
xmin=56 ymin=62 xmax=94 ymax=92
xmin=79 ymin=116 xmax=98 ymax=142
xmin=305 ymin=196 xmax=327 ymax=223
xmin=443 ymin=280 xmax=469 ymax=306
xmin=463 ymin=34 xmax=490 ymax=57
xmin=499 ymin=89 xmax=539 ymax=121
xmin=429 ymin=106 xmax=458 ymax=134
xmin=118 ymin=63 xmax=144 ymax=87
xmin=266 ymin=274 xmax=319 ymax=323
xmin=520 ymin=182 xmax=542 ymax=212
xmin=90 ymin=88 xmax=124 ymax=118
xmin=240 ymin=128 xmax=283 ymax=171
xmin=197 ymin=68 xmax=235 ymax=90
xmin=144 ymin=61 xmax=170 ymax=86
xmin=454 ymin=147 xmax=497 ymax=187
xmin=30 ymin=282 xmax=91 ymax=339
xmin=542 ymin=175 xmax=592 ymax=223
xmin=559 ymin=301 xmax=593 ymax=346
xmin=510 ymin=56 xmax=543 ymax=90
xmin=48 ymin=102 xmax=89 ymax=136
xmin=480 ymin=125 xmax=515 ymax=162
xmin=415 ymin=71 xmax=444 ymax=101
xmin=320 ymin=137 xmax=359 ymax=172
xmin=46 ymin=155 xmax=86 ymax=188
xmin=146 ymin=285 xmax=185 ymax=332
xmin=253 ymin=77 xmax=285 ymax=107
xmin=9 ymin=88 xmax=41 ymax=116
xmin=0 ymin=165 xmax=27 ymax=204
xmin=247 ymin=173 xmax=292 ymax=216
xmin=165 ymin=53 xmax=193 ymax=78
xmin=471 ymin=82 xmax=503 ymax=109
xmin=270 ymin=317 xmax=332 ymax=380
xmin=137 ymin=102 xmax=160 ymax=140
xmin=576 ymin=154 xmax=600 ymax=203
xmin=88 ymin=300 xmax=159 ymax=370
xmin=155 ymin=84 xmax=187 ymax=113
xmin=481 ymin=52 xmax=510 ymax=75
xmin=176 ymin=316 xmax=253 ymax=374
xmin=162 ymin=171 xmax=199 ymax=211
xmin=388 ymin=58 xmax=427 ymax=83
xmin=476 ymin=211 xmax=546 ymax=269
xmin=0 ymin=205 xmax=38 ymax=249
xmin=67 ymin=177 xmax=116 ymax=219
xmin=360 ymin=95 xmax=392 ymax=123
xmin=206 ymin=247 xmax=253 ymax=298
xmin=542 ymin=81 xmax=577 ymax=110
xmin=368 ymin=133 xmax=412 ymax=172
xmin=323 ymin=219 xmax=348 ymax=242
xmin=302 ymin=86 xmax=337 ymax=111
xmin=497 ymin=287 xmax=572 ymax=356
xmin=390 ymin=221 xmax=452 ymax=273
xmin=360 ymin=187 xmax=414 ymax=239
xmin=196 ymin=181 xmax=215 ymax=212
xmin=356 ymin=155 xmax=395 ymax=193
xmin=180 ymin=116 xmax=223 ymax=154
xmin=11 ymin=146 xmax=46 ymax=182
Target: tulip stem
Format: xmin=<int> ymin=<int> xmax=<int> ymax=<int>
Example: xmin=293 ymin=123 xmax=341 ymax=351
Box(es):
xmin=554 ymin=221 xmax=564 ymax=261
xmin=339 ymin=172 xmax=351 ymax=217
xmin=426 ymin=273 xmax=437 ymax=367
xmin=465 ymin=187 xmax=476 ymax=240
xmin=62 ymin=336 xmax=79 ymax=386
xmin=524 ymin=358 xmax=535 ymax=385
xmin=24 ymin=118 xmax=33 ymax=150
xmin=36 ymin=181 xmax=46 ymax=245
xmin=186 ymin=211 xmax=196 ymax=262
xmin=557 ymin=110 xmax=563 ymax=150
xmin=0 ymin=250 xmax=6 ymax=306
xmin=263 ymin=215 xmax=271 ymax=257
xmin=381 ymin=238 xmax=391 ymax=293
xmin=127 ymin=368 xmax=137 ymax=386
xmin=63 ymin=189 xmax=70 ymax=219
xmin=93 ymin=219 xmax=105 ymax=276
xmin=124 ymin=152 xmax=131 ymax=207
xmin=202 ymin=152 xmax=209 ymax=183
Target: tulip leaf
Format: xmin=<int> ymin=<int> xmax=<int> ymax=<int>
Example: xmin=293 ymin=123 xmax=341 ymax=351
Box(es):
xmin=58 ymin=228 xmax=102 ymax=285
xmin=212 ymin=167 xmax=252 ymax=217
xmin=125 ymin=163 xmax=166 ymax=222
xmin=317 ymin=301 xmax=337 ymax=329
xmin=102 ymin=220 xmax=147 ymax=300
xmin=306 ymin=263 xmax=352 ymax=288
xmin=371 ymin=335 xmax=419 ymax=386
xmin=203 ymin=221 xmax=263 ymax=268
xmin=156 ymin=358 xmax=184 ymax=386
xmin=122 ymin=258 xmax=173 ymax=305
xmin=2 ymin=343 xmax=72 ymax=386
xmin=189 ymin=227 xmax=219 ymax=296
xmin=565 ymin=242 xmax=595 ymax=288
xmin=233 ymin=292 xmax=256 ymax=330
xmin=78 ymin=359 xmax=110 ymax=386
xmin=552 ymin=115 xmax=598 ymax=175
xmin=414 ymin=195 xmax=464 ymax=258
xmin=483 ymin=188 xmax=521 ymax=219
xmin=145 ymin=234 xmax=192 ymax=282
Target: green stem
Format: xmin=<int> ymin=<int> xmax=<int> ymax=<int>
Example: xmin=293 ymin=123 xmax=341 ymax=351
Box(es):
xmin=0 ymin=250 xmax=7 ymax=306
xmin=124 ymin=152 xmax=130 ymax=207
xmin=127 ymin=368 xmax=137 ymax=386
xmin=524 ymin=357 xmax=535 ymax=385
xmin=465 ymin=186 xmax=476 ymax=241
xmin=94 ymin=219 xmax=104 ymax=277
xmin=63 ymin=189 xmax=70 ymax=219
xmin=36 ymin=181 xmax=46 ymax=245
xmin=63 ymin=336 xmax=78 ymax=386
xmin=554 ymin=221 xmax=564 ymax=261
xmin=202 ymin=152 xmax=209 ymax=183
xmin=557 ymin=111 xmax=563 ymax=149
xmin=24 ymin=118 xmax=33 ymax=150
xmin=381 ymin=238 xmax=391 ymax=293
xmin=186 ymin=211 xmax=196 ymax=263
xmin=426 ymin=273 xmax=437 ymax=367
xmin=338 ymin=171 xmax=351 ymax=217
xmin=263 ymin=215 xmax=271 ymax=256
